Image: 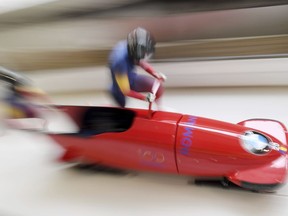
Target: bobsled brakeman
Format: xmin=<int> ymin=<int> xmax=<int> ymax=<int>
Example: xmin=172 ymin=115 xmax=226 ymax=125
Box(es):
xmin=1 ymin=68 xmax=287 ymax=192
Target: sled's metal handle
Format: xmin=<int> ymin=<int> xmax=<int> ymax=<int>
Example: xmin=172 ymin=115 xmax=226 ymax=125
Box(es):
xmin=148 ymin=79 xmax=161 ymax=118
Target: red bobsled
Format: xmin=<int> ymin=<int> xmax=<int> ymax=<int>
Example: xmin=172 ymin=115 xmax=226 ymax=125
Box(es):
xmin=1 ymin=68 xmax=286 ymax=192
xmin=47 ymin=105 xmax=288 ymax=192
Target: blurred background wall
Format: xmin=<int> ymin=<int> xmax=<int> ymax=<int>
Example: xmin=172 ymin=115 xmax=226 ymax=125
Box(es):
xmin=0 ymin=0 xmax=288 ymax=94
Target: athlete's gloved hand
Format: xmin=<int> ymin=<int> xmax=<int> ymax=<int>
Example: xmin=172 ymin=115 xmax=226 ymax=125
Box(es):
xmin=146 ymin=92 xmax=156 ymax=103
xmin=157 ymin=72 xmax=167 ymax=82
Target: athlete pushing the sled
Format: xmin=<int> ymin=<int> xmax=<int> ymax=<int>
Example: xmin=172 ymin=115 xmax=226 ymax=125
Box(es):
xmin=108 ymin=27 xmax=166 ymax=107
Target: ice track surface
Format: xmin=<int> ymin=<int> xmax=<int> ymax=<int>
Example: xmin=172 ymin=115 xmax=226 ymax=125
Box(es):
xmin=1 ymin=87 xmax=288 ymax=216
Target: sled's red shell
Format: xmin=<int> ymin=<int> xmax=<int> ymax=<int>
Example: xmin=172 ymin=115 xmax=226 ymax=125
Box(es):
xmin=48 ymin=106 xmax=288 ymax=192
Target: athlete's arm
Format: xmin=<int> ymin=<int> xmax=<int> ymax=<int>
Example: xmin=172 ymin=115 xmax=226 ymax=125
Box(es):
xmin=138 ymin=60 xmax=166 ymax=81
xmin=115 ymin=73 xmax=146 ymax=101
xmin=138 ymin=60 xmax=158 ymax=78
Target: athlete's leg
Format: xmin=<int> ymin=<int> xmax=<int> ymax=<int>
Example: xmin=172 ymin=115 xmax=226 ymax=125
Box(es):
xmin=110 ymin=85 xmax=126 ymax=107
xmin=131 ymin=74 xmax=163 ymax=99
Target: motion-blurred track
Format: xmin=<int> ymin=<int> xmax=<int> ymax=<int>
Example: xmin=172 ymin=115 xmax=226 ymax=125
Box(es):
xmin=1 ymin=60 xmax=288 ymax=216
